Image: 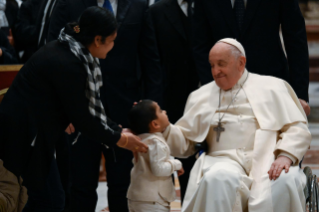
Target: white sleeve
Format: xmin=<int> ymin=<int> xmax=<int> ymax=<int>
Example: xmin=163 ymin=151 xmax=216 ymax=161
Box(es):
xmin=274 ymin=122 xmax=311 ymax=165
xmin=163 ymin=124 xmax=196 ymax=158
xmin=277 ymin=152 xmax=297 ymax=164
xmin=148 ymin=138 xmax=181 ymax=177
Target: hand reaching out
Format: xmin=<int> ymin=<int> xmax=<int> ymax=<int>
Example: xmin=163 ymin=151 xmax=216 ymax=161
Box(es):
xmin=117 ymin=132 xmax=148 ymax=154
xmin=268 ymin=156 xmax=292 ymax=180
xmin=177 ymin=167 xmax=185 ymax=177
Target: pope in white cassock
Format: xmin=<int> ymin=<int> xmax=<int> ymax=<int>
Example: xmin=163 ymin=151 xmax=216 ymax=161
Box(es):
xmin=163 ymin=38 xmax=312 ymax=212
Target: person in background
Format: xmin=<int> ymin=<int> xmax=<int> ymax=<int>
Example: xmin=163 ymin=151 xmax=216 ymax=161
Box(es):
xmin=0 ymin=29 xmax=18 ymax=64
xmin=12 ymin=0 xmax=42 ymax=63
xmin=5 ymin=0 xmax=19 ymax=30
xmin=148 ymin=0 xmax=160 ymax=5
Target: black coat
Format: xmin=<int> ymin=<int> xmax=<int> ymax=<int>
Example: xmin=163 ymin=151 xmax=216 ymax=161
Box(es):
xmin=0 ymin=29 xmax=18 ymax=64
xmin=13 ymin=0 xmax=43 ymax=63
xmin=141 ymin=0 xmax=198 ymax=123
xmin=193 ymin=0 xmax=309 ymax=102
xmin=0 ymin=40 xmax=122 ymax=190
xmin=37 ymin=0 xmax=58 ymax=48
xmin=48 ymin=0 xmax=162 ymax=127
xmin=5 ymin=0 xmax=19 ymax=29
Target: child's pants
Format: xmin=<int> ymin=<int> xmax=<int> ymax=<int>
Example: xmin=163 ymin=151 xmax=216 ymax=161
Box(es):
xmin=128 ymin=199 xmax=170 ymax=212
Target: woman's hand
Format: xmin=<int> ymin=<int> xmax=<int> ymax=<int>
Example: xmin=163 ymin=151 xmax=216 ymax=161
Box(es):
xmin=65 ymin=123 xmax=75 ymax=134
xmin=117 ymin=133 xmax=148 ymax=154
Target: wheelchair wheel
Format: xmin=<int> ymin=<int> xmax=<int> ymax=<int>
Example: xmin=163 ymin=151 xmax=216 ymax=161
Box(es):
xmin=309 ymin=174 xmax=319 ymax=212
xmin=304 ymin=166 xmax=312 ymax=202
xmin=316 ymin=177 xmax=319 ymax=212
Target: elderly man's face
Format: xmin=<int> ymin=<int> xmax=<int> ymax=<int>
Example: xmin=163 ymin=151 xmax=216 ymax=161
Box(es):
xmin=209 ymin=43 xmax=246 ymax=90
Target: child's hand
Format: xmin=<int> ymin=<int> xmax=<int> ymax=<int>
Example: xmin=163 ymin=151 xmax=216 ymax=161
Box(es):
xmin=177 ymin=167 xmax=184 ymax=177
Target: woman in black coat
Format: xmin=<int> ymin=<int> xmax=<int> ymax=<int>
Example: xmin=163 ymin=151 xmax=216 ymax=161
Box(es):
xmin=0 ymin=6 xmax=147 ymax=210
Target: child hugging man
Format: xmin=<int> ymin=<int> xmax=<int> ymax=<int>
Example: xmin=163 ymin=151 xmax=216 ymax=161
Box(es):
xmin=127 ymin=100 xmax=184 ymax=212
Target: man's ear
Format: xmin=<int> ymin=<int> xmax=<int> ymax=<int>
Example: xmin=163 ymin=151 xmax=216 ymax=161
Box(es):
xmin=239 ymin=56 xmax=246 ymax=71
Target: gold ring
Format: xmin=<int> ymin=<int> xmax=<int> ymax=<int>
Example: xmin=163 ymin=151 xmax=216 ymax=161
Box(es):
xmin=135 ymin=146 xmax=139 ymax=150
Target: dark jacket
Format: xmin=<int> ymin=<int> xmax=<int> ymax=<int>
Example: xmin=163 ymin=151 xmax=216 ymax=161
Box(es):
xmin=193 ymin=0 xmax=309 ymax=101
xmin=13 ymin=0 xmax=42 ymax=63
xmin=0 ymin=40 xmax=122 ymax=190
xmin=0 ymin=29 xmax=18 ymax=64
xmin=141 ymin=0 xmax=198 ymax=123
xmin=48 ymin=0 xmax=162 ymax=127
xmin=5 ymin=0 xmax=19 ymax=29
xmin=37 ymin=0 xmax=58 ymax=48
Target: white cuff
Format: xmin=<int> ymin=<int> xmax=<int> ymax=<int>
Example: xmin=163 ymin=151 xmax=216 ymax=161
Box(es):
xmin=278 ymin=152 xmax=297 ymax=165
xmin=162 ymin=124 xmax=171 ymax=139
xmin=172 ymin=159 xmax=182 ymax=171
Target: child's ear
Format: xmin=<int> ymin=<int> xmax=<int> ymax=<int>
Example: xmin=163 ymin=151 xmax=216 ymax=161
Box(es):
xmin=150 ymin=120 xmax=160 ymax=131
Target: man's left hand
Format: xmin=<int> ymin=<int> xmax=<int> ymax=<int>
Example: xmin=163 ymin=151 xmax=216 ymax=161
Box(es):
xmin=268 ymin=156 xmax=292 ymax=180
xmin=299 ymin=99 xmax=310 ymax=116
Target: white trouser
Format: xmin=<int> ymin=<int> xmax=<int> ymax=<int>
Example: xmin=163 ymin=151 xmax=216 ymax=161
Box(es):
xmin=270 ymin=167 xmax=306 ymax=212
xmin=184 ymin=156 xmax=306 ymax=212
xmin=128 ymin=200 xmax=170 ymax=212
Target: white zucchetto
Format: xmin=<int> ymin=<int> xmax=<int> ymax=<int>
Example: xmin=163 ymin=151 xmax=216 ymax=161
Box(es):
xmin=217 ymin=38 xmax=246 ymax=57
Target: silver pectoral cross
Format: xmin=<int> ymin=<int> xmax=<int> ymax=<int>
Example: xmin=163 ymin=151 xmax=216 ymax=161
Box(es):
xmin=214 ymin=122 xmax=225 ymax=142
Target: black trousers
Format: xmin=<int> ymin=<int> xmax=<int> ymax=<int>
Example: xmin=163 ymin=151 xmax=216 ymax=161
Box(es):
xmin=23 ymin=159 xmax=65 ymax=212
xmin=68 ymin=134 xmax=133 ymax=212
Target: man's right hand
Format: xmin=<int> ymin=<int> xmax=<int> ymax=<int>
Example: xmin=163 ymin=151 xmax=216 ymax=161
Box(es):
xmin=117 ymin=133 xmax=148 ymax=154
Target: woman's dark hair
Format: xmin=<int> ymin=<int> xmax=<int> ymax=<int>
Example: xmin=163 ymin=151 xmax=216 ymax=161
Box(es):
xmin=64 ymin=6 xmax=117 ymax=46
xmin=128 ymin=100 xmax=158 ymax=135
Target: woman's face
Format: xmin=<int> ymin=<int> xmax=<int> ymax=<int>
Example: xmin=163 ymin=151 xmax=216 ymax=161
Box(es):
xmin=89 ymin=32 xmax=117 ymax=59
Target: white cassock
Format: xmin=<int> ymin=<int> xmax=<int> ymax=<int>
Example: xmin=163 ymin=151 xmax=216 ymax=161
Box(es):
xmin=163 ymin=70 xmax=312 ymax=212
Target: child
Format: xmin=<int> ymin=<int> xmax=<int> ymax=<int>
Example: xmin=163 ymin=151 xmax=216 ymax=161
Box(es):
xmin=127 ymin=100 xmax=184 ymax=212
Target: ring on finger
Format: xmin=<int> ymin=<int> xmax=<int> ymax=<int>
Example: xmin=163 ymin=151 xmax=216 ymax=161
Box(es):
xmin=135 ymin=146 xmax=139 ymax=150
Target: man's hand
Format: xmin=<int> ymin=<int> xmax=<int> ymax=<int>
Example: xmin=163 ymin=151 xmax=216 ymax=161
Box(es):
xmin=268 ymin=156 xmax=292 ymax=180
xmin=8 ymin=29 xmax=14 ymax=47
xmin=177 ymin=167 xmax=185 ymax=177
xmin=65 ymin=123 xmax=75 ymax=135
xmin=299 ymin=99 xmax=310 ymax=116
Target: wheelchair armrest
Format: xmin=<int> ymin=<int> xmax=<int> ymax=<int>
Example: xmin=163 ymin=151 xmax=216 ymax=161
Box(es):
xmin=195 ymin=141 xmax=208 ymax=154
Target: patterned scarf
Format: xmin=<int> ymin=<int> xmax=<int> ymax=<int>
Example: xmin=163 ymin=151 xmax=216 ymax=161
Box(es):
xmin=58 ymin=28 xmax=111 ymax=131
